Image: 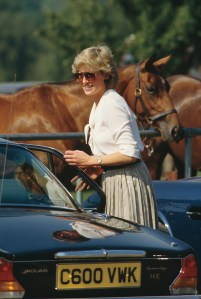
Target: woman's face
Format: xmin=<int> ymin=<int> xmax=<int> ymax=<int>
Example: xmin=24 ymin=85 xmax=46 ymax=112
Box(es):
xmin=75 ymin=68 xmax=108 ymax=98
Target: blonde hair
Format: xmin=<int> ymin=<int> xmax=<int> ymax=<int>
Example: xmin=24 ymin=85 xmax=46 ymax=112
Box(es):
xmin=72 ymin=45 xmax=118 ymax=89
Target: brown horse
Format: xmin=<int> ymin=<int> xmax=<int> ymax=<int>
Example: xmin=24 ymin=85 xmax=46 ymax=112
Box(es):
xmin=145 ymin=74 xmax=201 ymax=179
xmin=116 ymin=56 xmax=183 ymax=142
xmin=165 ymin=75 xmax=201 ymax=178
xmin=0 ymin=55 xmax=183 ymax=176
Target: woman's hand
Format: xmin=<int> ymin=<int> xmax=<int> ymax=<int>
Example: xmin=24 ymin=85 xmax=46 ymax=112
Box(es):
xmin=64 ymin=150 xmax=92 ymax=166
xmin=71 ymin=166 xmax=103 ymax=191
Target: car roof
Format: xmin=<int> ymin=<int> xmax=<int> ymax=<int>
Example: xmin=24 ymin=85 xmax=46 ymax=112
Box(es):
xmin=0 ymin=138 xmax=15 ymax=144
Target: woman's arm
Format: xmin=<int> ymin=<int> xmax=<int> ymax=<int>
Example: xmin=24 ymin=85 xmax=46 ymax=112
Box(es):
xmin=64 ymin=150 xmax=138 ymax=167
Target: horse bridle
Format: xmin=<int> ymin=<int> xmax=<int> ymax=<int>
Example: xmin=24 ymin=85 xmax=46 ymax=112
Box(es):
xmin=134 ymin=63 xmax=177 ymax=126
xmin=134 ymin=63 xmax=177 ymax=156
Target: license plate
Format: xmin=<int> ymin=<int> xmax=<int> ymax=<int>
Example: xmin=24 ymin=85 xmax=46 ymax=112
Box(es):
xmin=56 ymin=262 xmax=141 ymax=290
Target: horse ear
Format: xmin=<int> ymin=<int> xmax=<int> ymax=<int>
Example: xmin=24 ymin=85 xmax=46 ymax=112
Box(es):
xmin=143 ymin=54 xmax=172 ymax=72
xmin=152 ymin=55 xmax=172 ymax=71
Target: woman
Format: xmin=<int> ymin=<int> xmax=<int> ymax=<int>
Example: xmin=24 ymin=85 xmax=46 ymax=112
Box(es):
xmin=64 ymin=45 xmax=158 ymax=229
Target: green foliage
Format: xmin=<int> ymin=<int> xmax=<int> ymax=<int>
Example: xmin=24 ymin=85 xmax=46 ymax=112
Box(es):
xmin=0 ymin=0 xmax=201 ymax=81
xmin=0 ymin=0 xmax=46 ymax=81
xmin=0 ymin=0 xmax=66 ymax=81
xmin=40 ymin=0 xmax=134 ymax=80
xmin=119 ymin=0 xmax=201 ymax=75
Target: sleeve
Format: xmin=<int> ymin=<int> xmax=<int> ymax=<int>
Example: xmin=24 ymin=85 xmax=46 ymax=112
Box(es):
xmin=103 ymin=94 xmax=143 ymax=158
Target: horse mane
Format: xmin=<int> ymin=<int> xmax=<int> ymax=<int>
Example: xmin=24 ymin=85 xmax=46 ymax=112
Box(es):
xmin=116 ymin=64 xmax=135 ymax=94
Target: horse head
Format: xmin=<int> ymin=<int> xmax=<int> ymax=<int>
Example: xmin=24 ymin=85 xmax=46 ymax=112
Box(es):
xmin=116 ymin=55 xmax=184 ymax=142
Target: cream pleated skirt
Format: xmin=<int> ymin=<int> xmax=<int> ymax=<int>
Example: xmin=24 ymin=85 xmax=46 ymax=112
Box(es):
xmin=101 ymin=161 xmax=158 ymax=229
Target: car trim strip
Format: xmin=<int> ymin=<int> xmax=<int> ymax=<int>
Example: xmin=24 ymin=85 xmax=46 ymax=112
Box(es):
xmin=54 ymin=249 xmax=146 ymax=259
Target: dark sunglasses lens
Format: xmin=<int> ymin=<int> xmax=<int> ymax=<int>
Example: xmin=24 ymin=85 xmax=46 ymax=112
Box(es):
xmin=74 ymin=73 xmax=80 ymax=80
xmin=85 ymin=73 xmax=95 ymax=80
xmin=74 ymin=72 xmax=96 ymax=81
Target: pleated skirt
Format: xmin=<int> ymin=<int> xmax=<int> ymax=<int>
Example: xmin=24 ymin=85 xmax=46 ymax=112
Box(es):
xmin=101 ymin=161 xmax=158 ymax=229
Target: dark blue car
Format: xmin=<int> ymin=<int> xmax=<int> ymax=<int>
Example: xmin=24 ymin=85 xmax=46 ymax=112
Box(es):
xmin=154 ymin=178 xmax=201 ymax=292
xmin=0 ymin=139 xmax=199 ymax=298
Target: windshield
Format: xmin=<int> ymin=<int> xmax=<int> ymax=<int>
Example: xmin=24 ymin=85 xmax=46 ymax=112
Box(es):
xmin=0 ymin=144 xmax=78 ymax=209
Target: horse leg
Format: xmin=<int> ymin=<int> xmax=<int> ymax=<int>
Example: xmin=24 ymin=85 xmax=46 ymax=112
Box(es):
xmin=161 ymin=154 xmax=178 ymax=180
xmin=168 ymin=152 xmax=197 ymax=179
xmin=144 ymin=139 xmax=169 ymax=180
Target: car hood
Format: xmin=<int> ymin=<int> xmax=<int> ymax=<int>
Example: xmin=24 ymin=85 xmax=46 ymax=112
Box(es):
xmin=0 ymin=207 xmax=191 ymax=260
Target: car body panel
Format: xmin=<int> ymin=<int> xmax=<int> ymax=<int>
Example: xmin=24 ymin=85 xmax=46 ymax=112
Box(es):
xmin=0 ymin=207 xmax=192 ymax=298
xmin=0 ymin=207 xmax=192 ymax=260
xmin=154 ymin=179 xmax=201 ymax=292
xmin=0 ymin=140 xmax=199 ymax=298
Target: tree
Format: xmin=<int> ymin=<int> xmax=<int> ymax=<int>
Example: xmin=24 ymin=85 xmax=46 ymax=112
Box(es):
xmin=39 ymin=0 xmax=134 ymax=80
xmin=40 ymin=0 xmax=201 ymax=77
xmin=1 ymin=0 xmax=201 ymax=81
xmin=0 ymin=0 xmax=43 ymax=81
xmin=0 ymin=0 xmax=65 ymax=81
xmin=118 ymin=0 xmax=201 ymax=76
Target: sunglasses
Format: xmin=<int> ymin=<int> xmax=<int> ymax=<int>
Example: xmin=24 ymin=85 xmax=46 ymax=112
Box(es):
xmin=74 ymin=72 xmax=96 ymax=82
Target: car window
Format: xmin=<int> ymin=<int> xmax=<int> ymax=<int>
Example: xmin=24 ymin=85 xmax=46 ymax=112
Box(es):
xmin=30 ymin=148 xmax=105 ymax=212
xmin=0 ymin=144 xmax=77 ymax=209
